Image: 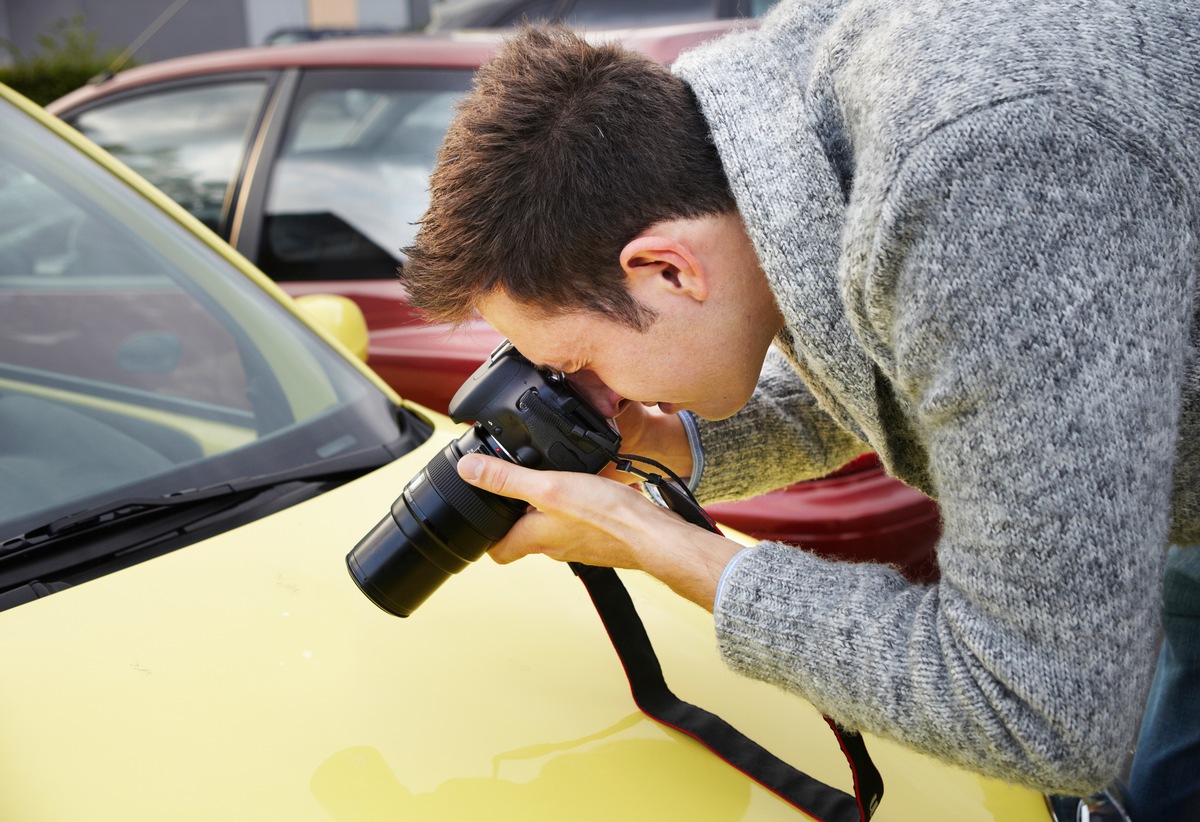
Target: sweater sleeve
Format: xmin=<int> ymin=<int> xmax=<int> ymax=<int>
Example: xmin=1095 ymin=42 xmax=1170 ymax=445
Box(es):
xmin=689 ymin=345 xmax=871 ymax=504
xmin=715 ymin=100 xmax=1195 ymax=793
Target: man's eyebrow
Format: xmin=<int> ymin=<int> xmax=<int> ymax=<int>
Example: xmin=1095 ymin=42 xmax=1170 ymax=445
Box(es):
xmin=534 ymin=359 xmax=571 ymax=373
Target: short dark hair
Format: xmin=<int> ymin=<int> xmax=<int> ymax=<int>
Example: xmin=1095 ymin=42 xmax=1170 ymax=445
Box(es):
xmin=400 ymin=25 xmax=735 ymax=328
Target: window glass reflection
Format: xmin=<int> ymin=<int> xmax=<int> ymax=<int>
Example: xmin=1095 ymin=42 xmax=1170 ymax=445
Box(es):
xmin=70 ymin=82 xmax=267 ymax=234
xmin=260 ymin=70 xmax=470 ymax=281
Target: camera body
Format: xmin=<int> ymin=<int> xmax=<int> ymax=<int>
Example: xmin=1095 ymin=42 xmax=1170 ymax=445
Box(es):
xmin=346 ymin=341 xmax=621 ymax=617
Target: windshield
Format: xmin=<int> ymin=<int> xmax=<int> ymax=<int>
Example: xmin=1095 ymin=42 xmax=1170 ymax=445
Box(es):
xmin=0 ymin=97 xmax=418 ymax=540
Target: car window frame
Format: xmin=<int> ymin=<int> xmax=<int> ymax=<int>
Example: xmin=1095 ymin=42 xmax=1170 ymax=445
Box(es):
xmin=223 ymin=68 xmax=302 ymax=262
xmin=247 ymin=65 xmax=476 ymax=282
xmin=59 ymin=70 xmax=290 ymax=249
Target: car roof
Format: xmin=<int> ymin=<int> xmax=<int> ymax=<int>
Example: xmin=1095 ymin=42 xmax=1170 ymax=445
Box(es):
xmin=48 ymin=20 xmax=754 ymax=114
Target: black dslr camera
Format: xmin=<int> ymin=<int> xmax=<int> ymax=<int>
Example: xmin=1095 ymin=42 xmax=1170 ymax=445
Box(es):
xmin=346 ymin=341 xmax=622 ymax=617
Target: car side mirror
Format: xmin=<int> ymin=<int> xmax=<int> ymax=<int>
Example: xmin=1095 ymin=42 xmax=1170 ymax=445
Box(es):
xmin=294 ymin=294 xmax=369 ymax=362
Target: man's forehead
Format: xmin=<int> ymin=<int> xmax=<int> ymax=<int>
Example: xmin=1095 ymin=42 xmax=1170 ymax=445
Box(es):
xmin=522 ymin=342 xmax=582 ymax=375
xmin=477 ymin=292 xmax=593 ymax=359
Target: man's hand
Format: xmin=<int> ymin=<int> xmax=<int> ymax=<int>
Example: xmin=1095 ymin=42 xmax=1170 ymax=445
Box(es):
xmin=601 ymin=403 xmax=695 ymax=484
xmin=457 ymin=453 xmax=743 ymax=611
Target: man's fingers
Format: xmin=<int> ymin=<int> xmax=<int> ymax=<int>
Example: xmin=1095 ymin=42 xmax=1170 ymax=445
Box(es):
xmin=456 ymin=453 xmax=486 ymax=483
xmin=458 ymin=453 xmax=553 ymax=505
xmin=458 ymin=453 xmax=507 ymax=494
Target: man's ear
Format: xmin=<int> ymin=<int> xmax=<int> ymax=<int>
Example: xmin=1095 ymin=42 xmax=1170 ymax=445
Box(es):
xmin=619 ymin=232 xmax=709 ymax=302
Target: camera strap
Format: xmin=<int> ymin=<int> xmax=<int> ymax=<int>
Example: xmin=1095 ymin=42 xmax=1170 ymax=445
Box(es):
xmin=569 ymin=562 xmax=882 ymax=821
xmin=565 ymin=464 xmax=882 ymax=820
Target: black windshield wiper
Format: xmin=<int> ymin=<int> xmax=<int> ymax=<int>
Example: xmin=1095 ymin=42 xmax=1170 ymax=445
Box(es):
xmin=2 ymin=444 xmax=396 ymax=555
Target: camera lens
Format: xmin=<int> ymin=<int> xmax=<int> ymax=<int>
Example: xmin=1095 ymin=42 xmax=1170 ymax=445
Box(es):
xmin=346 ymin=429 xmax=526 ymax=616
xmin=347 ymin=342 xmax=620 ymax=617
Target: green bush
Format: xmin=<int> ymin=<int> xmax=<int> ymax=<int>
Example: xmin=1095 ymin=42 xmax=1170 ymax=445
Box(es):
xmin=0 ymin=17 xmax=133 ymax=105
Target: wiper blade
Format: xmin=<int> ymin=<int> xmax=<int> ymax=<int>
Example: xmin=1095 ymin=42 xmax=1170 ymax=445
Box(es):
xmin=2 ymin=444 xmax=395 ymax=554
xmin=48 ymin=484 xmax=240 ymax=534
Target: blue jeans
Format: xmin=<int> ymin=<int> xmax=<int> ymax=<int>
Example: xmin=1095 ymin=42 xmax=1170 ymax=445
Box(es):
xmin=1126 ymin=546 xmax=1200 ymax=822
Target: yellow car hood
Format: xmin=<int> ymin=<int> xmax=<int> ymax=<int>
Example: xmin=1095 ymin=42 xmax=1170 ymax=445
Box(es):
xmin=0 ymin=416 xmax=1045 ymax=821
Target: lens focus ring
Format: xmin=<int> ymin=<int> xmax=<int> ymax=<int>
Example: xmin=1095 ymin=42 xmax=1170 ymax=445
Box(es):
xmin=425 ymin=447 xmax=520 ymax=541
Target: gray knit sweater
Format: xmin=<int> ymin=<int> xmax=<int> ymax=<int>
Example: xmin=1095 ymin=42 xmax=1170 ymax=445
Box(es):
xmin=672 ymin=0 xmax=1200 ymax=794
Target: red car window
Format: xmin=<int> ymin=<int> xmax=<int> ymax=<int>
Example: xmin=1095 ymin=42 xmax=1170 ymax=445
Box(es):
xmin=69 ymin=81 xmax=269 ymax=235
xmin=257 ymin=68 xmax=473 ymax=282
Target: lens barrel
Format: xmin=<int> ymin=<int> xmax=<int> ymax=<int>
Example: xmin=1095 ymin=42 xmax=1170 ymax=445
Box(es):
xmin=346 ymin=429 xmax=525 ymax=616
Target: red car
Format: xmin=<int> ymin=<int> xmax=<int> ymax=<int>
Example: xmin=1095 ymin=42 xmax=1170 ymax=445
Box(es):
xmin=48 ymin=24 xmax=941 ymax=578
xmin=48 ymin=22 xmax=741 ymax=406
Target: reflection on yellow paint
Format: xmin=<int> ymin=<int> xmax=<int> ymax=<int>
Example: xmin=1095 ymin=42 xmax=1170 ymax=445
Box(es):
xmin=312 ymin=716 xmax=752 ymax=822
